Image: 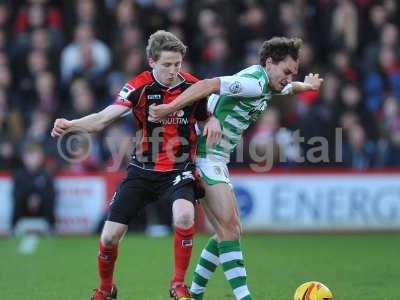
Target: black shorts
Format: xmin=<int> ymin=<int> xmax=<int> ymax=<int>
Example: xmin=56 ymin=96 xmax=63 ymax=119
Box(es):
xmin=107 ymin=164 xmax=196 ymax=224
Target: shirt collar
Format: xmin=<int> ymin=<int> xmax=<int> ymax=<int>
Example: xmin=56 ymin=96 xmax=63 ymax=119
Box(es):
xmin=152 ymin=70 xmax=185 ymax=90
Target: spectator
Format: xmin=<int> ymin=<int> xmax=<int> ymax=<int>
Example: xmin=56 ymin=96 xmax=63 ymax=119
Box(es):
xmin=60 ymin=23 xmax=111 ymax=84
xmin=239 ymin=5 xmax=268 ymax=41
xmin=0 ymin=138 xmax=18 ymax=171
xmin=14 ymin=1 xmax=62 ymax=34
xmin=364 ymin=46 xmax=400 ymax=112
xmin=12 ymin=141 xmax=56 ymax=231
xmin=375 ymin=125 xmax=400 ymax=166
xmin=112 ymin=26 xmax=144 ymax=70
xmin=60 ymin=77 xmax=103 ymax=171
xmin=366 ymin=5 xmax=388 ymax=46
xmin=25 ymin=109 xmax=57 ymax=160
xmin=33 ymin=71 xmax=59 ymax=113
xmin=115 ymin=0 xmax=139 ymax=28
xmin=197 ymin=36 xmax=238 ymax=78
xmin=12 ymin=2 xmax=63 ymax=61
xmin=342 ymin=124 xmax=375 ymax=169
xmin=331 ymin=50 xmax=358 ymax=82
xmin=76 ymin=0 xmax=97 ymax=25
xmin=339 ymin=82 xmax=376 ymax=139
xmin=375 ymin=96 xmax=400 ymax=166
xmin=0 ymin=2 xmax=10 ymax=30
xmin=331 ymin=0 xmax=359 ymax=52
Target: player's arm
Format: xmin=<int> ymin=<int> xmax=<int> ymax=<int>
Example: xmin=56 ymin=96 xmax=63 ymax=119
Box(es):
xmin=290 ymin=73 xmax=323 ymax=95
xmin=149 ymin=76 xmax=262 ymax=121
xmin=52 ymin=78 xmax=140 ymax=137
xmin=51 ymin=104 xmax=130 ymax=137
xmin=148 ymin=78 xmax=219 ymax=121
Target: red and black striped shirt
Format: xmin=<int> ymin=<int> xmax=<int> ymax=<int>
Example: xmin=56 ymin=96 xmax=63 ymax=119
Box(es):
xmin=114 ymin=70 xmax=208 ymax=172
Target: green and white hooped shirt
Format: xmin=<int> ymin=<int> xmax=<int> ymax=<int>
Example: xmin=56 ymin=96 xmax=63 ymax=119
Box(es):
xmin=197 ymin=64 xmax=292 ymax=163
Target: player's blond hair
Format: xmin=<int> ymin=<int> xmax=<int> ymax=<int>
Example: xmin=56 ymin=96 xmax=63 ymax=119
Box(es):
xmin=146 ymin=30 xmax=187 ymax=61
xmin=259 ymin=37 xmax=302 ymax=66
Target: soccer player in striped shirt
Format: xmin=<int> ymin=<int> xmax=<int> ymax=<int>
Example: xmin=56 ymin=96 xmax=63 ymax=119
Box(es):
xmin=52 ymin=30 xmax=221 ymax=300
xmin=149 ymin=37 xmax=323 ymax=300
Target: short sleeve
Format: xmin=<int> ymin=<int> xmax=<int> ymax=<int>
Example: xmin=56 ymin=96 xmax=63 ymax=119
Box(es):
xmin=218 ymin=76 xmax=263 ymax=97
xmin=113 ymin=83 xmax=138 ymax=108
xmin=113 ymin=71 xmax=153 ymax=108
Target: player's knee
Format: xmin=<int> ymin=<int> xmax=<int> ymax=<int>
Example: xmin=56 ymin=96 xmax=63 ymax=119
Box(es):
xmin=101 ymin=232 xmax=121 ymax=246
xmin=219 ymin=217 xmax=241 ymax=240
xmin=224 ymin=225 xmax=241 ymax=240
xmin=173 ymin=209 xmax=194 ymax=228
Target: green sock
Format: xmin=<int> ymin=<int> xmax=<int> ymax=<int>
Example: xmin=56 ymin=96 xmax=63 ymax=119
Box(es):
xmin=219 ymin=240 xmax=252 ymax=300
xmin=190 ymin=238 xmax=220 ymax=299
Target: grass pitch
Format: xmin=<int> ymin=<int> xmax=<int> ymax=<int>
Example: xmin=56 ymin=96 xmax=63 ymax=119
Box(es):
xmin=0 ymin=234 xmax=398 ymax=299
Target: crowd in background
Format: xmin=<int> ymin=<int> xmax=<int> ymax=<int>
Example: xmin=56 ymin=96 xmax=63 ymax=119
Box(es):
xmin=1 ymin=0 xmax=400 ymax=174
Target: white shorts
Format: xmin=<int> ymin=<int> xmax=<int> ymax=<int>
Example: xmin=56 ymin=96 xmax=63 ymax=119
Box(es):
xmin=196 ymin=157 xmax=232 ymax=187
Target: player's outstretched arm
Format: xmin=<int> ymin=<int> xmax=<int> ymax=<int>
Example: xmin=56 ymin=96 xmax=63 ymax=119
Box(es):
xmin=291 ymin=73 xmax=323 ymax=94
xmin=149 ymin=78 xmax=220 ymax=121
xmin=51 ymin=104 xmax=130 ymax=137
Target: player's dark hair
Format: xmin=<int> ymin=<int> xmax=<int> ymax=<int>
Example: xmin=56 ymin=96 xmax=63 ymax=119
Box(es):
xmin=146 ymin=30 xmax=187 ymax=61
xmin=259 ymin=37 xmax=302 ymax=66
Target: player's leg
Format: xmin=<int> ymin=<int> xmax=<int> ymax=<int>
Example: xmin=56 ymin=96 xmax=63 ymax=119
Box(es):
xmin=190 ymin=159 xmax=234 ymax=299
xmin=162 ymin=168 xmax=197 ymax=299
xmin=191 ymin=158 xmax=251 ymax=300
xmin=190 ymin=197 xmax=220 ymax=299
xmin=95 ymin=221 xmax=127 ymax=297
xmin=191 ymin=182 xmax=246 ymax=300
xmin=190 ymin=236 xmax=219 ymax=300
xmin=92 ymin=165 xmax=152 ymax=300
xmin=172 ymin=198 xmax=195 ymax=283
xmin=204 ymin=183 xmax=252 ymax=300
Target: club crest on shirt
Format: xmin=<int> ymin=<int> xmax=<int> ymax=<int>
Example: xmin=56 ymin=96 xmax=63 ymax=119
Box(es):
xmin=229 ymin=80 xmax=242 ymax=94
xmin=214 ymin=166 xmax=222 ymax=175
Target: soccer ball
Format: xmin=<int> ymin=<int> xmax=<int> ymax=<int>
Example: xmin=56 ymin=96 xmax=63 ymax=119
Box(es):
xmin=293 ymin=281 xmax=333 ymax=300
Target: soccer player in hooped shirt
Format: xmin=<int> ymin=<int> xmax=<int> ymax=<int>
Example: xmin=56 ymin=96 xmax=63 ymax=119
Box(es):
xmin=51 ymin=30 xmax=221 ymax=300
xmin=149 ymin=37 xmax=324 ymax=300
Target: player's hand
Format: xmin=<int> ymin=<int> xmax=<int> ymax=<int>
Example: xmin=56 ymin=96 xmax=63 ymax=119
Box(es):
xmin=51 ymin=118 xmax=72 ymax=137
xmin=148 ymin=103 xmax=173 ymax=122
xmin=203 ymin=116 xmax=222 ymax=148
xmin=304 ymin=73 xmax=323 ymax=91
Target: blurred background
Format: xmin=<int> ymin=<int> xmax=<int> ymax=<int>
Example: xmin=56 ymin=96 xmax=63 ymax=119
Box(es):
xmin=1 ymin=1 xmax=400 ymax=299
xmin=0 ymin=0 xmax=400 ymax=236
xmin=0 ymin=0 xmax=399 ymax=237
xmin=0 ymin=0 xmax=400 ymax=233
